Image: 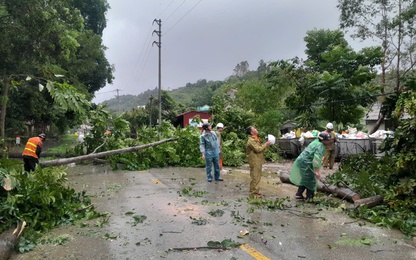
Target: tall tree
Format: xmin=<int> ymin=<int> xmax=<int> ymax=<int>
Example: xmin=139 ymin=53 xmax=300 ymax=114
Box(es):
xmin=233 ymin=61 xmax=250 ymax=77
xmin=72 ymin=0 xmax=110 ymax=35
xmin=281 ymin=29 xmax=383 ymax=128
xmin=0 ymin=0 xmax=113 ymax=139
xmin=338 ymin=0 xmax=416 ymax=132
xmin=338 ymin=0 xmax=416 ymax=92
xmin=304 ymin=29 xmax=349 ymax=71
xmin=269 ymin=58 xmax=320 ymax=129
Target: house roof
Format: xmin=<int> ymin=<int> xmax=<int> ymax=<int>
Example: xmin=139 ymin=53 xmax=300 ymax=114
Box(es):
xmin=176 ymin=110 xmax=211 ymax=117
xmin=365 ymin=102 xmax=382 ymax=121
xmin=280 ymin=122 xmax=297 ymax=129
xmin=365 ymin=101 xmax=411 ymax=121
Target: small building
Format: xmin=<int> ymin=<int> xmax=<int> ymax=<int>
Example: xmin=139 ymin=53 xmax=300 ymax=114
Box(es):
xmin=364 ymin=101 xmax=411 ymax=132
xmin=197 ymin=105 xmax=210 ymax=111
xmin=176 ymin=110 xmax=212 ymax=129
xmin=364 ymin=102 xmax=388 ymax=132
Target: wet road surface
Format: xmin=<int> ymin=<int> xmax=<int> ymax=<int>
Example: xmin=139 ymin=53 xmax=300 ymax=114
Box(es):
xmin=11 ymin=163 xmax=416 ymax=260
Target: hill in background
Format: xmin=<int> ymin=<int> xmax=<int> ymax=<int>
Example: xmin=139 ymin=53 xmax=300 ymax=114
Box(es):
xmin=97 ymin=61 xmax=265 ymax=114
xmin=98 ymin=79 xmax=224 ymax=114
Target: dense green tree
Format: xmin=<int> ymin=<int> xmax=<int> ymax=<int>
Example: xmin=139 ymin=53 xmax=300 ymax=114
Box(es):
xmin=72 ymin=0 xmax=110 ymax=35
xmin=65 ymin=30 xmax=114 ymax=94
xmin=385 ymin=77 xmax=416 ymax=173
xmin=0 ymin=0 xmax=113 ymax=140
xmin=304 ymin=30 xmax=383 ymax=125
xmin=268 ymin=58 xmax=319 ymax=129
xmin=304 ymin=29 xmax=349 ymax=70
xmin=280 ymin=29 xmax=382 ymax=129
xmin=121 ymin=108 xmax=149 ymax=138
xmin=0 ymin=0 xmax=82 ymax=139
xmin=121 ymin=90 xmax=182 ymax=135
xmin=233 ymin=79 xmax=284 ymax=136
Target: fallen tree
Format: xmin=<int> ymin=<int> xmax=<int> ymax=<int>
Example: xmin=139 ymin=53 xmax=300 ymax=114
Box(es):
xmin=1 ymin=152 xmax=64 ymax=158
xmin=279 ymin=172 xmax=360 ymax=202
xmin=40 ymin=138 xmax=178 ymax=167
xmin=353 ymin=195 xmax=384 ymax=208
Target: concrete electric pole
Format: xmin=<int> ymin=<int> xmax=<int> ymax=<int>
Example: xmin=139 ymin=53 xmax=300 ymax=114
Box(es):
xmin=152 ymin=19 xmax=162 ymax=139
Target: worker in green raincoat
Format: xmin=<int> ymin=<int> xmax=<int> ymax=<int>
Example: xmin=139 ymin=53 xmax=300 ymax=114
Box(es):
xmin=289 ymin=132 xmax=331 ymax=201
xmin=246 ymin=126 xmax=271 ymax=198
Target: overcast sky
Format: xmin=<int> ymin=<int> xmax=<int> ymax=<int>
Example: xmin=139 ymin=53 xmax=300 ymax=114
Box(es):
xmin=93 ymin=0 xmax=371 ymax=103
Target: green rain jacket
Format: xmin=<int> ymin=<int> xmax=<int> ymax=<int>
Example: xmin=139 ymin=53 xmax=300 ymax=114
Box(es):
xmin=289 ymin=139 xmax=325 ymax=191
xmin=246 ymin=136 xmax=268 ymax=166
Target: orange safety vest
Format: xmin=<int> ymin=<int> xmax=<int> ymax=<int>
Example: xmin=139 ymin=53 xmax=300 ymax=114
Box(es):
xmin=22 ymin=137 xmax=43 ymax=158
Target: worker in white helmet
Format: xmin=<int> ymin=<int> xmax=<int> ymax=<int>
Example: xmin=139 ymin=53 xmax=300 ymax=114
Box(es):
xmin=322 ymin=123 xmax=337 ymax=169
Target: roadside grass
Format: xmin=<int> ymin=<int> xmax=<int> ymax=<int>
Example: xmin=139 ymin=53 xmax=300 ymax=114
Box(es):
xmin=46 ymin=134 xmax=78 ymax=153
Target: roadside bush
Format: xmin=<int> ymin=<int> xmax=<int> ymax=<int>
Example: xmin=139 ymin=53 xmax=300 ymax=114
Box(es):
xmin=105 ymin=122 xmax=204 ymax=170
xmin=221 ymin=132 xmax=245 ymax=167
xmin=0 ymin=165 xmax=102 ymax=250
xmin=327 ymin=153 xmax=398 ymax=198
xmin=327 ymin=153 xmax=416 ymax=237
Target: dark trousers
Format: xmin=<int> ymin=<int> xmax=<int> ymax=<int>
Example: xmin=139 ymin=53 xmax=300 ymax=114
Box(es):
xmin=23 ymin=157 xmax=39 ymax=172
xmin=296 ymin=186 xmax=314 ymax=199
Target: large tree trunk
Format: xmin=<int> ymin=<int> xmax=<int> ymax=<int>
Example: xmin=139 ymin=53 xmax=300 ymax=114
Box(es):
xmin=40 ymin=138 xmax=177 ymax=167
xmin=0 ymin=79 xmax=10 ymax=145
xmin=369 ymin=115 xmax=384 ymax=135
xmin=353 ymin=195 xmax=384 ymax=208
xmin=279 ymin=172 xmax=360 ymax=202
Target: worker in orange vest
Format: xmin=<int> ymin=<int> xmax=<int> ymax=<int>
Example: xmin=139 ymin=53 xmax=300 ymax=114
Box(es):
xmin=22 ymin=133 xmax=46 ymax=172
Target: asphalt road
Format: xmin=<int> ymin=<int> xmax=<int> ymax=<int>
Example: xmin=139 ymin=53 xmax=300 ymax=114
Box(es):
xmin=11 ymin=163 xmax=416 ymax=260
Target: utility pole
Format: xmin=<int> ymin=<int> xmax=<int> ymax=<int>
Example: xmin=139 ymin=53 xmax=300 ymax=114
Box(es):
xmin=149 ymin=95 xmax=154 ymax=127
xmin=116 ymin=88 xmax=121 ymax=114
xmin=152 ymin=19 xmax=162 ymax=139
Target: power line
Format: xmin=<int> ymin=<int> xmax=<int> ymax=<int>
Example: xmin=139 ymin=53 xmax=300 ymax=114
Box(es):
xmin=131 ymin=1 xmax=176 ymax=92
xmin=156 ymin=0 xmax=176 ymax=19
xmin=133 ymin=25 xmax=155 ymax=89
xmin=164 ymin=0 xmax=186 ymax=23
xmin=132 ymin=0 xmax=177 ymax=92
xmin=165 ymin=0 xmax=203 ymax=35
xmin=131 ymin=0 xmax=203 ymax=92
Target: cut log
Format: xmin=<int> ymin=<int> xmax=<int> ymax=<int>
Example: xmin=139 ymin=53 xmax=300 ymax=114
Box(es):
xmin=40 ymin=138 xmax=177 ymax=167
xmin=2 ymin=178 xmax=11 ymax=191
xmin=0 ymin=221 xmax=26 ymax=260
xmin=279 ymin=172 xmax=360 ymax=202
xmin=353 ymin=195 xmax=384 ymax=208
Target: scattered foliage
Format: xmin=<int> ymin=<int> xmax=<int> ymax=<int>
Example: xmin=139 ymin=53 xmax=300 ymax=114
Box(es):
xmin=191 ymin=217 xmax=207 ymax=226
xmin=208 ymin=209 xmax=225 ymax=217
xmin=179 ymin=187 xmax=208 ymax=198
xmin=247 ymin=197 xmax=291 ymax=211
xmin=38 ymin=234 xmax=72 ymax=246
xmin=132 ymin=215 xmax=147 ymax=225
xmin=207 ymin=238 xmax=242 ymax=248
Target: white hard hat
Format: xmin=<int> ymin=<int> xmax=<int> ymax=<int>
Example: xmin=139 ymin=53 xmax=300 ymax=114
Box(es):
xmin=216 ymin=123 xmax=224 ymax=128
xmin=326 ymin=123 xmax=333 ymax=130
xmin=267 ymin=134 xmax=276 ymax=145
